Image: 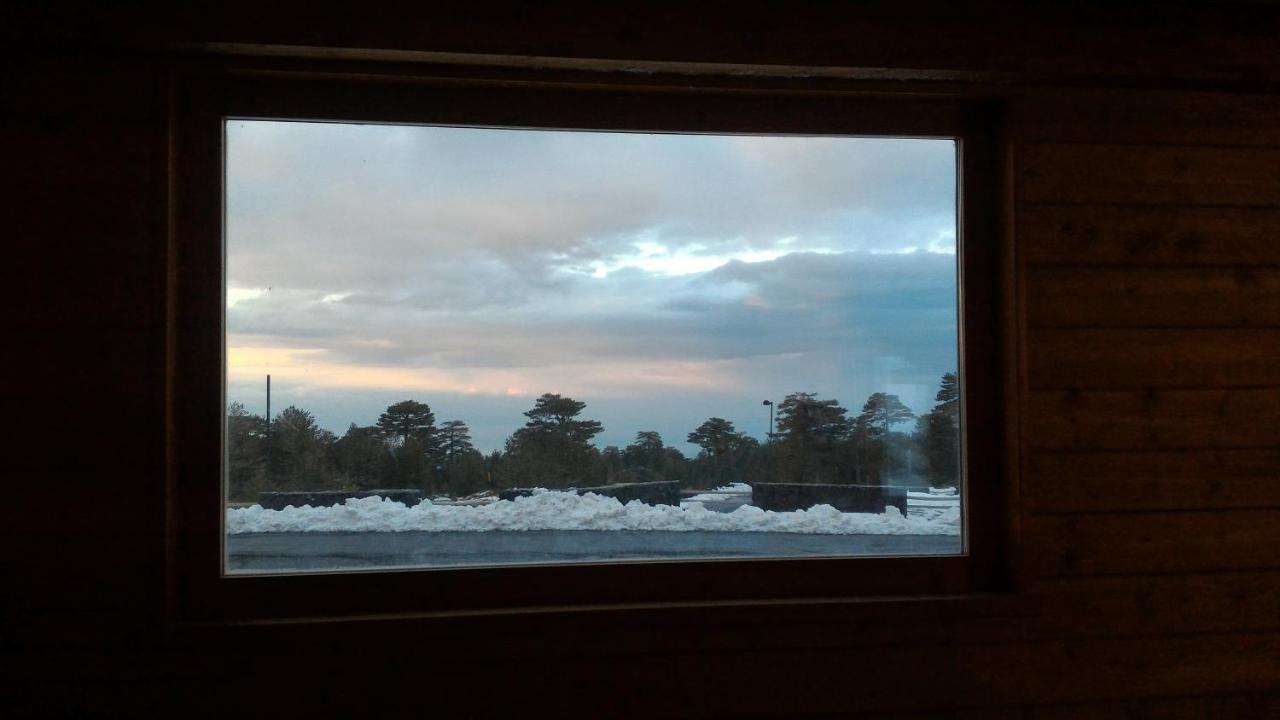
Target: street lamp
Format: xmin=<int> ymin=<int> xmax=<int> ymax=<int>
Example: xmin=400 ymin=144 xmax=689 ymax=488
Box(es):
xmin=762 ymin=400 xmax=774 ymax=442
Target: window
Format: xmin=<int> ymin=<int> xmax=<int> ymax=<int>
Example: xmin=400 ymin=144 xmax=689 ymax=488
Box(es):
xmin=170 ymin=69 xmax=1006 ymax=622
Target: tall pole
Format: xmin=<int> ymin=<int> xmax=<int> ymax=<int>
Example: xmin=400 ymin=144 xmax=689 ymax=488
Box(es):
xmin=762 ymin=400 xmax=774 ymax=442
xmin=265 ymin=374 xmax=272 ymax=486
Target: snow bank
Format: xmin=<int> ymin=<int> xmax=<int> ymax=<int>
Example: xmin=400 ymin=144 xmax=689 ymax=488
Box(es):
xmin=684 ymin=482 xmax=753 ymax=503
xmin=906 ymin=488 xmax=959 ymax=523
xmin=227 ymin=489 xmax=960 ymax=536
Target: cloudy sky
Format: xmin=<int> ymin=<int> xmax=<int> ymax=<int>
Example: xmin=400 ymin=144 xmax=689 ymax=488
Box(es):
xmin=225 ymin=120 xmax=958 ymax=454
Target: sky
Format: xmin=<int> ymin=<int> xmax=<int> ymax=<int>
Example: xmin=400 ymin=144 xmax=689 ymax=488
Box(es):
xmin=225 ymin=120 xmax=958 ymax=454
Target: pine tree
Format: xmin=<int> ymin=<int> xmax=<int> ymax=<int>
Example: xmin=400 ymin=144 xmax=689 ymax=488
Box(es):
xmin=777 ymin=393 xmax=853 ymax=445
xmin=270 ymin=405 xmax=336 ymax=489
xmin=855 ymin=393 xmax=915 ymax=435
xmin=773 ymin=393 xmax=852 ymax=484
xmin=518 ymin=393 xmax=603 ymax=443
xmin=622 ymin=431 xmax=666 ymax=479
xmin=918 ymin=372 xmax=960 ymax=488
xmin=226 ymin=402 xmax=267 ymax=501
xmin=502 ymin=394 xmax=604 ymax=488
xmin=375 ymin=400 xmax=438 ymax=447
xmin=687 ymin=418 xmax=747 ymax=457
xmin=439 ymin=420 xmax=475 ymax=465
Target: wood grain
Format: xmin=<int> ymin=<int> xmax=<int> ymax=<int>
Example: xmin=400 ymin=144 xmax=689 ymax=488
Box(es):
xmin=1026 ymin=389 xmax=1280 ymax=451
xmin=1028 ymin=692 xmax=1280 ymax=720
xmin=1031 ymin=572 xmax=1280 ymax=641
xmin=1029 ymin=511 xmax=1280 ymax=577
xmin=1028 ymin=328 xmax=1280 ymax=389
xmin=1022 ymin=144 xmax=1280 ymax=207
xmin=1020 ymin=205 xmax=1280 ymax=266
xmin=1020 ymin=89 xmax=1280 ymax=146
xmin=1026 ymin=447 xmax=1280 ymax=514
xmin=1027 ymin=266 xmax=1280 ymax=328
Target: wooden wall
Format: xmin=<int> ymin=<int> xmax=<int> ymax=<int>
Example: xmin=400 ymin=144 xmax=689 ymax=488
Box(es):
xmin=6 ymin=4 xmax=1280 ymax=717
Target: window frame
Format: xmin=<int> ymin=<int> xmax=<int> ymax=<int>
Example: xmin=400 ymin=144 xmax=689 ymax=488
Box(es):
xmin=167 ymin=66 xmax=1011 ymax=625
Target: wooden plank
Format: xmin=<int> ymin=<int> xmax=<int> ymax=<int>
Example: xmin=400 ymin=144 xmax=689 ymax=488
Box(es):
xmin=856 ymin=710 xmax=1023 ymax=720
xmin=1019 ymin=205 xmax=1280 ymax=266
xmin=1027 ymin=449 xmax=1280 ymax=514
xmin=1029 ymin=692 xmax=1280 ymax=720
xmin=1030 ymin=572 xmax=1280 ymax=643
xmin=1021 ymin=144 xmax=1280 ymax=206
xmin=1028 ymin=328 xmax=1280 ymax=390
xmin=1028 ymin=511 xmax=1280 ymax=577
xmin=1027 ymin=267 xmax=1280 ymax=328
xmin=1020 ymin=89 xmax=1280 ymax=146
xmin=1026 ymin=390 xmax=1280 ymax=451
xmin=150 ymin=632 xmax=1280 ymax=715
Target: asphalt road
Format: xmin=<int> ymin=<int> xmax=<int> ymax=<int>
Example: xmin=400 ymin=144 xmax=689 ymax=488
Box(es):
xmin=227 ymin=530 xmax=961 ymax=572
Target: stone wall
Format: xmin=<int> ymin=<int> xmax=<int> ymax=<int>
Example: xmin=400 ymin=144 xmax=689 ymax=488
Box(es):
xmin=750 ymin=483 xmax=909 ymax=515
xmin=257 ymin=489 xmax=425 ymax=511
xmin=498 ymin=481 xmax=682 ymax=506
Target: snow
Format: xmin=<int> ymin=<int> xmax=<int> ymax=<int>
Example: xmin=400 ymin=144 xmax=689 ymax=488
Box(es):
xmin=906 ymin=487 xmax=959 ymax=523
xmin=683 ymin=482 xmax=753 ymax=503
xmin=227 ymin=488 xmax=960 ymax=536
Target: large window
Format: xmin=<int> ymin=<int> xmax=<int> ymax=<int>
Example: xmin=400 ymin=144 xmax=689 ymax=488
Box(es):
xmin=171 ymin=71 xmax=1005 ymax=621
xmin=224 ymin=121 xmax=963 ymax=573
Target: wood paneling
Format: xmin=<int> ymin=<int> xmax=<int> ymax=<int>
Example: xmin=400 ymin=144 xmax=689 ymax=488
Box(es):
xmin=1028 ymin=456 xmax=1280 ymax=514
xmin=1029 ymin=692 xmax=1280 ymax=720
xmin=1022 ymin=144 xmax=1280 ymax=207
xmin=1020 ymin=90 xmax=1280 ymax=147
xmin=1028 ymin=328 xmax=1280 ymax=389
xmin=1029 ymin=510 xmax=1280 ymax=577
xmin=1020 ymin=205 xmax=1280 ymax=267
xmin=1027 ymin=267 xmax=1280 ymax=328
xmin=1031 ymin=572 xmax=1280 ymax=640
xmin=10 ymin=5 xmax=1280 ymax=717
xmin=1026 ymin=390 xmax=1280 ymax=451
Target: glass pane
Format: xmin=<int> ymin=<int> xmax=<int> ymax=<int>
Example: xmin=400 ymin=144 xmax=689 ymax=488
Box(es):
xmin=224 ymin=120 xmax=962 ymax=572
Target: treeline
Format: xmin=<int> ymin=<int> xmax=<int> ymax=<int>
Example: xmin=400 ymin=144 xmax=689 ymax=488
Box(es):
xmin=226 ymin=373 xmax=960 ymax=502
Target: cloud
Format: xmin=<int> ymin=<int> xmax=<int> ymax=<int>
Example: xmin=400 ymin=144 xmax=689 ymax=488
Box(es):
xmin=224 ymin=121 xmax=959 ymax=450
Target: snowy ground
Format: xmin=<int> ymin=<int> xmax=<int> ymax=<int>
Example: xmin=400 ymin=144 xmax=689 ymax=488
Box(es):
xmin=227 ymin=484 xmax=961 ymax=536
xmin=907 ymin=486 xmax=961 ymax=523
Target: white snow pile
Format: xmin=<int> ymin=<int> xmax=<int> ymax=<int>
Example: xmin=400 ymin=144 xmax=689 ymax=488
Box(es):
xmin=906 ymin=487 xmax=960 ymax=523
xmin=683 ymin=482 xmax=753 ymax=503
xmin=227 ymin=489 xmax=960 ymax=536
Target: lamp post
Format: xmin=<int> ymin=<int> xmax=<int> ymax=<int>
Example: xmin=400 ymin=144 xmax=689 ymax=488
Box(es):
xmin=762 ymin=399 xmax=774 ymax=442
xmin=265 ymin=374 xmax=272 ymax=486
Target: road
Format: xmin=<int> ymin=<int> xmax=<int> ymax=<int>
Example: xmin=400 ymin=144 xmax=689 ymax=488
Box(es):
xmin=227 ymin=530 xmax=961 ymax=572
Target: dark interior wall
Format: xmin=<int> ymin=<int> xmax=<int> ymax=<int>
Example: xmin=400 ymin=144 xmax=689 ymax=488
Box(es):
xmin=6 ymin=4 xmax=1280 ymax=717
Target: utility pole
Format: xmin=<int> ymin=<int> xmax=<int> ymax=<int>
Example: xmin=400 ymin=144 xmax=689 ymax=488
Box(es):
xmin=265 ymin=374 xmax=272 ymax=486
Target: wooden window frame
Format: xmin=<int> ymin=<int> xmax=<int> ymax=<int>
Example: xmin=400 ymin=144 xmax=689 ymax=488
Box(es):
xmin=166 ymin=65 xmax=1013 ymax=626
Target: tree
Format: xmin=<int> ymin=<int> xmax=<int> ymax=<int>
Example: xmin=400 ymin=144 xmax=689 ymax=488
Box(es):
xmin=935 ymin=372 xmax=960 ymax=419
xmin=374 ymin=400 xmax=441 ymax=491
xmin=333 ymin=423 xmax=393 ymax=490
xmin=687 ymin=418 xmax=747 ymax=457
xmin=776 ymin=393 xmax=853 ymax=445
xmin=501 ymin=394 xmax=605 ymax=488
xmin=855 ymin=393 xmax=915 ymax=435
xmin=270 ymin=405 xmax=338 ymax=490
xmin=686 ymin=417 xmax=758 ymax=488
xmin=518 ymin=393 xmax=603 ymax=443
xmin=917 ymin=372 xmax=960 ymax=487
xmin=226 ymin=402 xmax=267 ymax=502
xmin=773 ymin=393 xmax=852 ymax=484
xmin=376 ymin=400 xmax=437 ymax=447
xmin=439 ymin=420 xmax=475 ymax=465
xmin=622 ymin=431 xmax=666 ymax=479
xmin=435 ymin=419 xmax=481 ymax=496
xmin=850 ymin=394 xmax=915 ymax=485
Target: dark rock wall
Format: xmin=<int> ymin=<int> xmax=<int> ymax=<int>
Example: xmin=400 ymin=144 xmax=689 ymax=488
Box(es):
xmin=751 ymin=483 xmax=909 ymax=515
